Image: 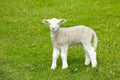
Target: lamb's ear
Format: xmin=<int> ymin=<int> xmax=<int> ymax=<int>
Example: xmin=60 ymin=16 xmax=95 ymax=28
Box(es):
xmin=59 ymin=19 xmax=66 ymax=24
xmin=42 ymin=19 xmax=49 ymax=24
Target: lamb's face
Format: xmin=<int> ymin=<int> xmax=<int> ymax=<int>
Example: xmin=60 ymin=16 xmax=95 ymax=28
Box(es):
xmin=49 ymin=18 xmax=60 ymax=32
xmin=42 ymin=18 xmax=66 ymax=32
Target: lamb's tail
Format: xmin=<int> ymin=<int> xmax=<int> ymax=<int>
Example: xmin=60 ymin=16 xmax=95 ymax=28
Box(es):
xmin=92 ymin=31 xmax=98 ymax=50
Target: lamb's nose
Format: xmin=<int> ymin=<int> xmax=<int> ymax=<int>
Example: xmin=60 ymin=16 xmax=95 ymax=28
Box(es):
xmin=52 ymin=28 xmax=55 ymax=30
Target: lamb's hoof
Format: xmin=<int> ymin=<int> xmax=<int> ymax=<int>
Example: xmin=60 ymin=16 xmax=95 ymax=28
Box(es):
xmin=51 ymin=66 xmax=56 ymax=70
xmin=51 ymin=67 xmax=56 ymax=70
xmin=92 ymin=63 xmax=97 ymax=68
xmin=62 ymin=65 xmax=68 ymax=69
xmin=84 ymin=62 xmax=90 ymax=65
xmin=92 ymin=65 xmax=97 ymax=68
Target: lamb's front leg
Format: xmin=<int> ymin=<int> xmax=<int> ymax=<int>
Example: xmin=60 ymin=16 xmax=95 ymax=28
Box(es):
xmin=61 ymin=46 xmax=68 ymax=69
xmin=51 ymin=47 xmax=60 ymax=70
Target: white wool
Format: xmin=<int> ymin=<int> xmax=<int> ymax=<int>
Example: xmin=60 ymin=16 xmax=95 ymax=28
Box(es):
xmin=50 ymin=26 xmax=97 ymax=49
xmin=42 ymin=18 xmax=98 ymax=69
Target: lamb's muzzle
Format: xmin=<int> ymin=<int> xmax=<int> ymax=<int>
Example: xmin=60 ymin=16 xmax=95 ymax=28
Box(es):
xmin=42 ymin=18 xmax=98 ymax=69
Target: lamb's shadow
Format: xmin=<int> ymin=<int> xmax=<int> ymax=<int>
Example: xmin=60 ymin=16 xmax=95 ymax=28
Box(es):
xmin=68 ymin=56 xmax=84 ymax=67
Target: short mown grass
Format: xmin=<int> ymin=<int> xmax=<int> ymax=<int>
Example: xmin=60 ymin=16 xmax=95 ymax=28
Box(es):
xmin=0 ymin=0 xmax=120 ymax=80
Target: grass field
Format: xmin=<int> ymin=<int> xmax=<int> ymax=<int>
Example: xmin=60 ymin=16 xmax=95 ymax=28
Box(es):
xmin=0 ymin=0 xmax=120 ymax=80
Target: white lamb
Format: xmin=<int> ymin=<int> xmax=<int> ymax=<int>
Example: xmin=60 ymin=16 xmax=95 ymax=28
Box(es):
xmin=42 ymin=18 xmax=98 ymax=69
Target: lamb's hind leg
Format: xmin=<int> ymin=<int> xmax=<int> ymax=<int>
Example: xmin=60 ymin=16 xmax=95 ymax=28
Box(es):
xmin=81 ymin=44 xmax=91 ymax=65
xmin=83 ymin=44 xmax=97 ymax=67
xmin=84 ymin=51 xmax=91 ymax=65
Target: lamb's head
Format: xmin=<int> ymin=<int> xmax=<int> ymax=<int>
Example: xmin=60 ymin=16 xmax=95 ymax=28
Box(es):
xmin=42 ymin=18 xmax=66 ymax=32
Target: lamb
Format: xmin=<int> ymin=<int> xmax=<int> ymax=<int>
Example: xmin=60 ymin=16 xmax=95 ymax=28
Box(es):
xmin=42 ymin=18 xmax=98 ymax=70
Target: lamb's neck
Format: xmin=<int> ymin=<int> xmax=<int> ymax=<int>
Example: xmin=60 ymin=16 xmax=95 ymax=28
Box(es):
xmin=50 ymin=30 xmax=59 ymax=38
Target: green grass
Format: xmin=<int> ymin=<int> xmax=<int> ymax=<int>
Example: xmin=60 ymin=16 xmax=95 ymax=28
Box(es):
xmin=0 ymin=0 xmax=120 ymax=80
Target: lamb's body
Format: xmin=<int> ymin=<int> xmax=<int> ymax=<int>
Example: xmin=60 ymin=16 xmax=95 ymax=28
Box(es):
xmin=51 ymin=26 xmax=94 ymax=48
xmin=42 ymin=18 xmax=98 ymax=70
